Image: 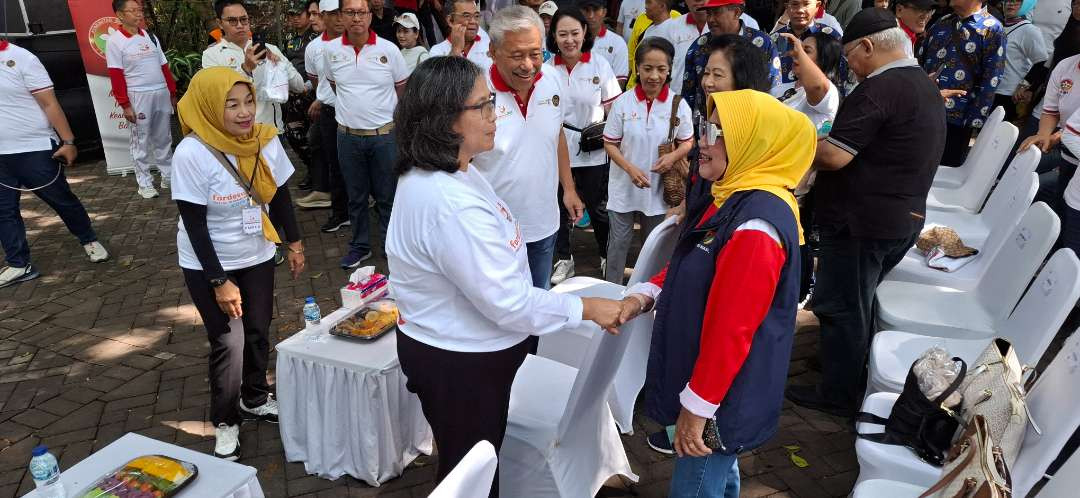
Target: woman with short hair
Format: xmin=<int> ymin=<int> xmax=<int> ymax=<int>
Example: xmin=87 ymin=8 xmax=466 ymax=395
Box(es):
xmin=386 ymin=56 xmax=624 ymax=495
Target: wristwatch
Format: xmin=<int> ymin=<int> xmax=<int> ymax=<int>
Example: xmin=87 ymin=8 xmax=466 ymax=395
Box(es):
xmin=60 ymin=139 xmax=76 ymax=146
xmin=209 ymin=276 xmax=229 ymax=288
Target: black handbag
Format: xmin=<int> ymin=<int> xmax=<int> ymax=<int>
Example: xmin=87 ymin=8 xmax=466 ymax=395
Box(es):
xmin=856 ymin=358 xmax=967 ymax=467
xmin=563 ymin=121 xmax=606 ymax=154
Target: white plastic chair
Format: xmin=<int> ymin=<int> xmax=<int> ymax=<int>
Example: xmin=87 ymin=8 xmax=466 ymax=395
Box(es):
xmin=854 ymin=327 xmax=1080 ymax=493
xmin=868 ymin=249 xmax=1080 ymax=396
xmin=428 ymin=441 xmax=497 ymax=498
xmin=538 ymin=216 xmax=679 ymax=434
xmin=851 ymin=479 xmax=925 ymax=498
xmin=933 ymin=106 xmax=1006 ymax=189
xmin=875 ymin=202 xmax=1060 ymax=338
xmin=499 ymin=292 xmax=639 ymax=496
xmin=925 ymin=121 xmax=1018 ymax=213
xmin=884 ymin=148 xmax=1041 ymax=289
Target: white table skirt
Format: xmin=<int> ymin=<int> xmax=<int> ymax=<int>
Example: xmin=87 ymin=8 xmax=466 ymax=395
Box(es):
xmin=276 ymin=307 xmax=432 ymax=486
xmin=22 ymin=433 xmax=264 ymax=498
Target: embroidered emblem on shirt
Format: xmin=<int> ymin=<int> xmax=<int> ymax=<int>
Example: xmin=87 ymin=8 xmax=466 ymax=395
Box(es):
xmin=701 ymin=231 xmax=715 ymax=246
xmin=1062 ymin=79 xmax=1074 ymax=95
xmin=592 ymin=76 xmax=599 ymax=84
xmin=608 ymin=46 xmax=613 ymax=53
xmin=552 ymin=95 xmax=560 ymax=107
xmin=5 ymin=60 xmax=13 ymax=67
xmin=137 ymin=113 xmax=146 ymax=120
xmin=380 ymin=55 xmax=388 ymax=63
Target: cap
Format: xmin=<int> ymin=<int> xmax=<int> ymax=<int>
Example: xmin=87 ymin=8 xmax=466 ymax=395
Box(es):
xmin=701 ymin=0 xmax=745 ymax=9
xmin=32 ymin=445 xmax=48 ymax=457
xmin=305 ymin=296 xmax=316 ymax=303
xmin=578 ymin=0 xmax=606 ymax=8
xmin=538 ymin=1 xmax=558 ymax=16
xmin=286 ymin=0 xmax=308 ymax=13
xmin=841 ymin=7 xmax=900 ymax=44
xmin=894 ymin=0 xmax=937 ymax=9
xmin=394 ymin=12 xmax=420 ymax=30
xmin=319 ymin=0 xmax=340 ymax=12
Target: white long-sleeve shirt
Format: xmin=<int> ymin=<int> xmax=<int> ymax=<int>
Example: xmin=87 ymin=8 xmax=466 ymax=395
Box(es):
xmin=386 ymin=165 xmax=584 ymax=353
xmin=201 ymin=39 xmax=305 ymax=132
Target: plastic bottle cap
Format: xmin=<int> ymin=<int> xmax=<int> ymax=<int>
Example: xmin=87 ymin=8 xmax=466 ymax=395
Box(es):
xmin=305 ymin=297 xmax=315 ymax=303
xmin=32 ymin=445 xmax=48 ymax=457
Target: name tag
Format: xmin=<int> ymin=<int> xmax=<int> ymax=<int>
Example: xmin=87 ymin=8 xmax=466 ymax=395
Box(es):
xmin=242 ymin=206 xmax=263 ymax=235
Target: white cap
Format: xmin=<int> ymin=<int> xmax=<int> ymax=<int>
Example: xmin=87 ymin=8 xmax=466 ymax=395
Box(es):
xmin=538 ymin=1 xmax=558 ymax=16
xmin=319 ymin=0 xmax=340 ymax=12
xmin=394 ymin=12 xmax=420 ymax=30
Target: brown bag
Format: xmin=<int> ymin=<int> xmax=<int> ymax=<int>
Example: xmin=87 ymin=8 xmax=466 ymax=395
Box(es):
xmin=659 ymin=94 xmax=690 ymax=207
xmin=919 ymin=415 xmax=1012 ymax=498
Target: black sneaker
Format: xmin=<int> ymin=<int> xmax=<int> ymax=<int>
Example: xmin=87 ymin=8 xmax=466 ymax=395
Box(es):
xmin=321 ymin=216 xmax=351 ymax=233
xmin=646 ymin=430 xmax=674 ymax=455
xmin=785 ymin=384 xmax=855 ymax=418
xmin=340 ymin=250 xmax=373 ymax=269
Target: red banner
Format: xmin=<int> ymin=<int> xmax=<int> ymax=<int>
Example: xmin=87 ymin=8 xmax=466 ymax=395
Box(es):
xmin=66 ymin=0 xmax=124 ymax=77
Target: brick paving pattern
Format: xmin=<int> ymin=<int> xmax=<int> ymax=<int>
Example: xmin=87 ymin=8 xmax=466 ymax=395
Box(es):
xmin=0 ymin=159 xmax=857 ymax=497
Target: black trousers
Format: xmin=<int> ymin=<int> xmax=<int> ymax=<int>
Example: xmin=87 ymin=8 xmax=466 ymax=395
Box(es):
xmin=941 ymin=123 xmax=974 ymax=167
xmin=809 ymin=225 xmax=919 ymax=408
xmin=993 ymin=93 xmax=1020 ymax=123
xmin=556 ymin=164 xmax=610 ymax=260
xmin=318 ymin=106 xmax=349 ymax=220
xmin=397 ymin=332 xmax=529 ymax=497
xmin=183 ymin=258 xmax=275 ymax=426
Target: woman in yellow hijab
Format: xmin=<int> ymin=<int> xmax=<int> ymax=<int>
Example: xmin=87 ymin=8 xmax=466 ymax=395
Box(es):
xmin=171 ymin=67 xmax=305 ymax=461
xmin=621 ymin=89 xmax=815 ymax=497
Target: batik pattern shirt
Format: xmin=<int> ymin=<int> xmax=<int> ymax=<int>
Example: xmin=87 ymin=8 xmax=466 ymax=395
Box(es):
xmin=918 ymin=8 xmax=1006 ymax=128
xmin=682 ymin=23 xmax=781 ymax=123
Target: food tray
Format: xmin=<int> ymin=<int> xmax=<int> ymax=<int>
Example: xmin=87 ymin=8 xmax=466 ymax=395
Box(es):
xmin=77 ymin=454 xmax=198 ymax=498
xmin=329 ymin=300 xmax=398 ymax=341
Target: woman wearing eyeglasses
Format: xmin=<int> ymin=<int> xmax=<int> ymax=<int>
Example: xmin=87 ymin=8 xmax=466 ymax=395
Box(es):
xmin=619 ymin=90 xmax=814 ymax=497
xmin=385 ymin=56 xmax=625 ymax=496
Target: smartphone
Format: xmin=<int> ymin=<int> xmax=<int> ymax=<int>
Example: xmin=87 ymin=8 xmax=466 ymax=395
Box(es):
xmin=777 ymin=36 xmax=790 ymax=54
xmin=251 ymin=33 xmax=268 ymax=59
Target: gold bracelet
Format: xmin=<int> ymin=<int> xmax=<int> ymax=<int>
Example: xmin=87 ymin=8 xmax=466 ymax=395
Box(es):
xmin=287 ymin=244 xmax=304 ymax=254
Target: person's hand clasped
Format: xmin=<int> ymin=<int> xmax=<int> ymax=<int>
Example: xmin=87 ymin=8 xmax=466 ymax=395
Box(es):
xmin=674 ymin=407 xmax=713 ymax=458
xmin=215 ymin=280 xmax=243 ymax=319
xmin=286 ymin=241 xmax=306 ymax=280
xmin=582 ymin=297 xmax=624 ymax=335
xmin=618 ymin=294 xmax=652 ymax=324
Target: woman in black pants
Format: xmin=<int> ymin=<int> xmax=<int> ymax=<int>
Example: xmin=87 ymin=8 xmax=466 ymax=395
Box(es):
xmin=171 ymin=67 xmax=305 ymax=461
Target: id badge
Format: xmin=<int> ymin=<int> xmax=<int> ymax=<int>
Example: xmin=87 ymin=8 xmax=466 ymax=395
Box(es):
xmin=242 ymin=206 xmax=263 ymax=235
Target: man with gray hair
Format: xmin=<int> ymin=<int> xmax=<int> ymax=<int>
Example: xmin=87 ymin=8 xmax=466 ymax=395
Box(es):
xmin=785 ymin=8 xmax=946 ymax=417
xmin=472 ymin=5 xmax=585 ymax=298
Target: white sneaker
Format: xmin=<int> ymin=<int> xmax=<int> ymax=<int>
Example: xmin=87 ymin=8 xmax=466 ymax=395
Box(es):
xmin=551 ymin=258 xmax=575 ymax=285
xmin=0 ymin=265 xmax=40 ymax=289
xmin=214 ymin=423 xmax=241 ymax=461
xmin=137 ymin=186 xmax=159 ymax=199
xmin=239 ymin=395 xmax=279 ymax=423
xmin=160 ymin=177 xmax=170 ymax=190
xmin=295 ymin=191 xmax=331 ymax=208
xmin=84 ymin=241 xmax=109 ymax=263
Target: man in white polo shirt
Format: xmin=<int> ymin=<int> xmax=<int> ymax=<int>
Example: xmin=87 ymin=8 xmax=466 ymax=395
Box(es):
xmin=203 ymin=1 xmax=306 ymax=132
xmin=650 ymin=0 xmax=709 ymax=93
xmin=324 ymin=0 xmax=409 ymax=268
xmin=0 ymin=38 xmax=109 ymax=288
xmin=581 ymin=0 xmax=630 ymax=87
xmin=473 ymin=5 xmax=585 ymax=290
xmin=107 ymin=0 xmax=178 ymax=200
xmin=429 ymin=0 xmax=493 ymax=71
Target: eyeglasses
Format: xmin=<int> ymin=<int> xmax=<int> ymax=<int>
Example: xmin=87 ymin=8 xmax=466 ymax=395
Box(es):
xmin=844 ymin=38 xmax=867 ymax=58
xmin=698 ymin=117 xmax=723 ymax=146
xmin=451 ymin=12 xmax=481 ymax=21
xmin=463 ymin=95 xmax=497 ymax=120
xmin=342 ymin=9 xmax=372 ymax=18
xmin=222 ymin=16 xmax=251 ymax=26
xmin=120 ymin=8 xmax=144 ymax=15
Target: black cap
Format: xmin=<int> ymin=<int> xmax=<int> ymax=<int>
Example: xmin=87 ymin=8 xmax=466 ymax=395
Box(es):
xmin=894 ymin=0 xmax=937 ymax=9
xmin=841 ymin=7 xmax=901 ymax=44
xmin=578 ymin=0 xmax=607 ymax=8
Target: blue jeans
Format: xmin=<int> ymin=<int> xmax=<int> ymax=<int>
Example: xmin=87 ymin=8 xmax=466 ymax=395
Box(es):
xmin=670 ymin=452 xmax=740 ymax=497
xmin=525 ymin=232 xmax=557 ymax=289
xmin=336 ymin=130 xmax=397 ymax=255
xmin=0 ymin=148 xmax=97 ymax=268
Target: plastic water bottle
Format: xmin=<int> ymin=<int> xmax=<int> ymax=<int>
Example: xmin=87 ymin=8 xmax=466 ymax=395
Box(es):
xmin=302 ymin=297 xmax=322 ymax=328
xmin=28 ymin=445 xmax=64 ymax=498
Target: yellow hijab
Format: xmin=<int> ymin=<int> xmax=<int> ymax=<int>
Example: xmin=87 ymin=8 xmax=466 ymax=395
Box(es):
xmin=705 ymin=90 xmax=816 ymax=244
xmin=177 ymin=67 xmax=281 ymax=243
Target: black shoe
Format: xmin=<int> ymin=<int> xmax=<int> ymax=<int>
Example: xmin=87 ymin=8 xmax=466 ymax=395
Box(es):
xmin=646 ymin=430 xmax=674 ymax=455
xmin=321 ymin=216 xmax=351 ymax=233
xmin=785 ymin=384 xmax=855 ymax=418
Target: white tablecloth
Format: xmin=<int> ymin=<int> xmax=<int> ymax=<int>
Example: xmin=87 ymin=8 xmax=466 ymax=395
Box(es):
xmin=275 ymin=307 xmax=432 ymax=486
xmin=22 ymin=433 xmax=264 ymax=498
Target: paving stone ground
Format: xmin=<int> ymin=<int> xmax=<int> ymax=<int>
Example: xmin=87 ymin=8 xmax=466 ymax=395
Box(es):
xmin=0 ymin=157 xmax=858 ymax=497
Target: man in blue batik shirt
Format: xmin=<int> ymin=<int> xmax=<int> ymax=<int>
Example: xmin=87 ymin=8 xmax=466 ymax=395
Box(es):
xmin=771 ymin=0 xmax=843 ymax=96
xmin=682 ymin=0 xmax=781 ymax=122
xmin=918 ymin=0 xmax=1005 ymax=166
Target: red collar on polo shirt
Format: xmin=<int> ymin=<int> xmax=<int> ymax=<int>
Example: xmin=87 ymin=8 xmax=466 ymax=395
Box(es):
xmin=322 ymin=32 xmax=333 ymax=41
xmin=490 ymin=64 xmax=544 ymax=117
xmin=634 ymin=84 xmax=670 ymax=112
xmin=118 ymin=27 xmax=143 ymax=38
xmin=899 ymin=19 xmax=917 ymax=47
xmin=598 ymin=26 xmax=607 ymax=37
xmin=342 ymin=30 xmax=377 ymax=54
xmin=0 ymin=40 xmax=8 ymax=51
xmin=553 ymin=51 xmax=592 ymax=66
xmin=462 ymin=34 xmax=483 ymax=56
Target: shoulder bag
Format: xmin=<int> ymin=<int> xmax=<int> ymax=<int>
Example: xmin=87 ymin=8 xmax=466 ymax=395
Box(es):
xmin=658 ymin=94 xmax=690 ymax=207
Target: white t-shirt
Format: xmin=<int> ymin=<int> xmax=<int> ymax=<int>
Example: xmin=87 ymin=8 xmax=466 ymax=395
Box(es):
xmin=324 ymin=32 xmax=409 ymax=130
xmin=1043 ymin=54 xmax=1080 ymax=142
xmin=650 ymin=15 xmax=709 ymax=93
xmin=400 ymin=46 xmax=430 ymax=74
xmin=546 ymin=53 xmax=622 ymax=167
xmin=1000 ymin=20 xmax=1050 ymax=96
xmin=171 ymin=135 xmax=294 ymax=271
xmin=592 ymin=27 xmax=630 ymax=81
xmin=618 ymin=0 xmax=646 ymax=41
xmin=472 ymin=65 xmax=565 ymax=242
xmin=602 ymin=85 xmax=693 ymax=216
xmin=386 ymin=165 xmax=584 ymax=353
xmin=305 ymin=33 xmax=336 ymax=107
xmin=429 ymin=35 xmax=492 ymax=71
xmin=0 ymin=42 xmax=57 ymax=155
xmin=783 ymin=82 xmax=839 ymax=195
xmin=1062 ymin=109 xmax=1080 ymax=208
xmin=105 ymin=27 xmax=167 ymax=93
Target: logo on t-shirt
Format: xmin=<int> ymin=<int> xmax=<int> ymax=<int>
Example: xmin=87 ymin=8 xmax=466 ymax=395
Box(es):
xmin=592 ymin=76 xmax=600 ymax=84
xmin=5 ymin=60 xmax=13 ymax=68
xmin=607 ymin=47 xmax=613 ymax=53
xmin=1062 ymin=79 xmax=1074 ymax=95
xmin=380 ymin=55 xmax=388 ymax=64
xmin=551 ymin=95 xmax=560 ymax=107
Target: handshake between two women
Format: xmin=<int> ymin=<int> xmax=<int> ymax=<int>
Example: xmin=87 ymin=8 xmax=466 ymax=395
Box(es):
xmin=580 ymin=294 xmax=656 ymax=335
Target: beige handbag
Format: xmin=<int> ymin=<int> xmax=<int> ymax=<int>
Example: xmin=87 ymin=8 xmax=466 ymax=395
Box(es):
xmin=659 ymin=95 xmax=690 ymax=208
xmin=957 ymin=338 xmax=1038 ymax=468
xmin=919 ymin=415 xmax=1012 ymax=498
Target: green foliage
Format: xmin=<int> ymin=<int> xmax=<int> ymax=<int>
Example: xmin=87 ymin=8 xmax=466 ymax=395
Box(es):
xmin=164 ymin=49 xmax=202 ymax=93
